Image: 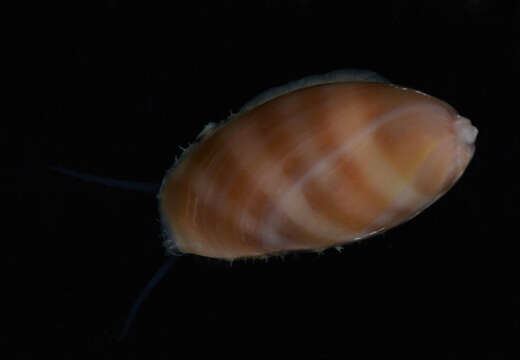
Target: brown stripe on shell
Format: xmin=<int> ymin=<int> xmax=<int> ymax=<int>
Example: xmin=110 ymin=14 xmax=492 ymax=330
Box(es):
xmin=301 ymin=155 xmax=391 ymax=233
xmin=363 ymin=136 xmax=458 ymax=234
xmin=373 ymin=103 xmax=455 ymax=181
xmin=191 ymin=143 xmax=264 ymax=258
xmin=224 ymin=98 xmax=313 ymax=251
xmin=412 ymin=135 xmax=460 ymax=197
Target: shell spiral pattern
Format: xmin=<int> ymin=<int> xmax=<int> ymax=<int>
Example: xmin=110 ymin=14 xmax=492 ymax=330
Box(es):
xmin=158 ymin=75 xmax=477 ymax=260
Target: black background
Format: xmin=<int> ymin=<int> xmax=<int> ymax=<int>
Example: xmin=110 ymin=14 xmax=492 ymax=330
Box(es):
xmin=8 ymin=0 xmax=520 ymax=358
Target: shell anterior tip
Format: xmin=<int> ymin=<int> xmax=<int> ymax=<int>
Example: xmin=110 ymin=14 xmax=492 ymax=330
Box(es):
xmin=454 ymin=116 xmax=478 ymax=145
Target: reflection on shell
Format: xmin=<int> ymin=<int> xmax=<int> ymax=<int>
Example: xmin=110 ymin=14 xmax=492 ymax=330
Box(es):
xmin=158 ymin=71 xmax=477 ymax=260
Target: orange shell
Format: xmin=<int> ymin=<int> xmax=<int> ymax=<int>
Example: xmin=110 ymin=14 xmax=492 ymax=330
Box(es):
xmin=158 ymin=78 xmax=477 ymax=260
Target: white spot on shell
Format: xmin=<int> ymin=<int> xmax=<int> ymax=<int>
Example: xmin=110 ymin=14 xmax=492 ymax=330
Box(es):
xmin=454 ymin=116 xmax=478 ymax=145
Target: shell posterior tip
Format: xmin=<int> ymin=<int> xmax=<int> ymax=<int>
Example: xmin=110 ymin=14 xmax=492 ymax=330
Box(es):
xmin=454 ymin=115 xmax=478 ymax=145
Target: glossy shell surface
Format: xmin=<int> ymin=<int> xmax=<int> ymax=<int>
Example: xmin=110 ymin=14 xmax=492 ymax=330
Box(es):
xmin=158 ymin=80 xmax=477 ymax=260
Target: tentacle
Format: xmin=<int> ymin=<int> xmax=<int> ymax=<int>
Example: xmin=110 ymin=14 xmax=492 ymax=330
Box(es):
xmin=119 ymin=256 xmax=178 ymax=340
xmin=49 ymin=166 xmax=160 ymax=193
